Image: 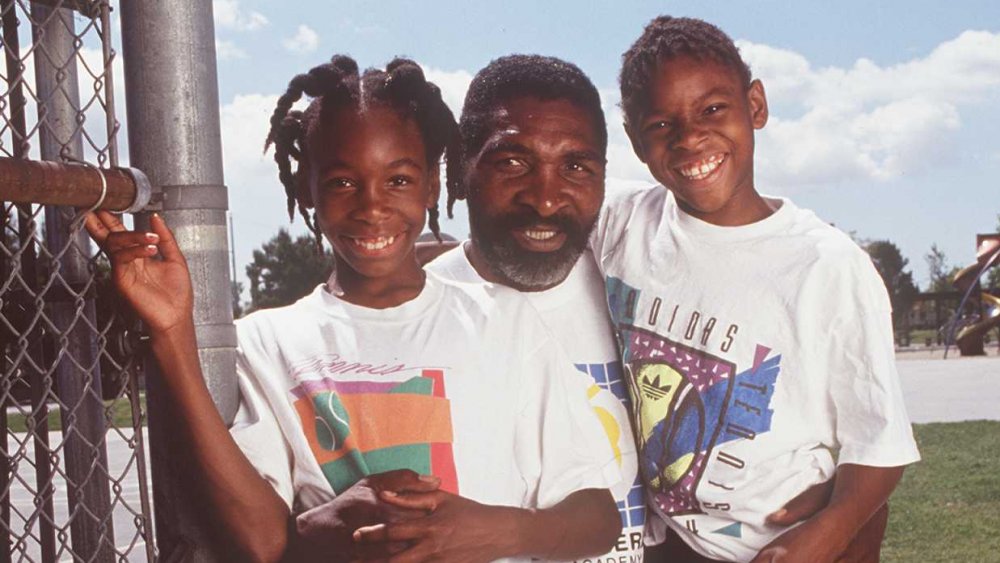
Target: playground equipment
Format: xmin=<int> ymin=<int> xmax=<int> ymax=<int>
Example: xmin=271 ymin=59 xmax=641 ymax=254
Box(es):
xmin=944 ymin=236 xmax=1000 ymax=357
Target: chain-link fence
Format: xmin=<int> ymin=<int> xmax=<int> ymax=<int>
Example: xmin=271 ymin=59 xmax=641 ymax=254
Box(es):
xmin=1 ymin=1 xmax=155 ymax=561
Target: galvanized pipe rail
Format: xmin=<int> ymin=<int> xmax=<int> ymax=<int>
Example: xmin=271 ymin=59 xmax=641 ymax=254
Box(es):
xmin=0 ymin=157 xmax=152 ymax=213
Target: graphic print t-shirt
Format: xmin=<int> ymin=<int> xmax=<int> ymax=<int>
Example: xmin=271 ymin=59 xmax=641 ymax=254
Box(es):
xmin=429 ymin=245 xmax=647 ymax=561
xmin=590 ymin=184 xmax=920 ymax=562
xmin=229 ymin=273 xmax=620 ymax=563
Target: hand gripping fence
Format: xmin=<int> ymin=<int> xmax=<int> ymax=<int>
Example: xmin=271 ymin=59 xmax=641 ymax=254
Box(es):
xmin=1 ymin=1 xmax=156 ymax=561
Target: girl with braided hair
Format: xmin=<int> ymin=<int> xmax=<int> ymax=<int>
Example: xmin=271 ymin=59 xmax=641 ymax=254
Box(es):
xmin=86 ymin=56 xmax=621 ymax=562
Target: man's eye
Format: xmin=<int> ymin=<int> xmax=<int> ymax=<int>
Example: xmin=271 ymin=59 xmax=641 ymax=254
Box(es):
xmin=388 ymin=176 xmax=412 ymax=187
xmin=704 ymin=104 xmax=726 ymax=115
xmin=496 ymin=158 xmax=526 ymax=171
xmin=566 ymin=162 xmax=592 ymax=175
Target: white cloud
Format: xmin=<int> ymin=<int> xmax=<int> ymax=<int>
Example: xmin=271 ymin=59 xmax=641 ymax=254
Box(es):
xmin=422 ymin=66 xmax=473 ymax=116
xmin=214 ymin=0 xmax=268 ymax=31
xmin=219 ymin=93 xmax=313 ymax=289
xmin=216 ymin=40 xmax=248 ymax=61
xmin=736 ymin=30 xmax=1000 ymax=190
xmin=0 ymin=42 xmax=129 ymax=165
xmin=283 ymin=25 xmax=320 ymax=55
xmin=598 ymin=87 xmax=656 ymax=185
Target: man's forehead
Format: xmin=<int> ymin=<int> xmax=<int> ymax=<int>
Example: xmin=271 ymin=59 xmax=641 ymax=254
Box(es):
xmin=480 ymin=97 xmax=602 ymax=153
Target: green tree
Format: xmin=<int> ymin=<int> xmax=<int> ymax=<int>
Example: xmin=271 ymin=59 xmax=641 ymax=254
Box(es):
xmin=987 ymin=214 xmax=1000 ymax=290
xmin=245 ymin=229 xmax=333 ymax=312
xmin=866 ymin=240 xmax=919 ymax=331
xmin=232 ymin=280 xmax=245 ymax=319
xmin=925 ymin=244 xmax=961 ymax=293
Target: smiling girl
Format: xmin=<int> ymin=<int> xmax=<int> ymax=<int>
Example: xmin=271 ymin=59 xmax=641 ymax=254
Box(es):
xmin=86 ymin=56 xmax=620 ymax=562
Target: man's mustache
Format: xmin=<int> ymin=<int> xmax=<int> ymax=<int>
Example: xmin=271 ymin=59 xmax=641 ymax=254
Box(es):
xmin=492 ymin=210 xmax=583 ymax=236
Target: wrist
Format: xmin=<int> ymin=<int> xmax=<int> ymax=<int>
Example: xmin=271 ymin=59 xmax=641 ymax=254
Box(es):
xmin=498 ymin=506 xmax=540 ymax=559
xmin=148 ymin=317 xmax=197 ymax=349
xmin=808 ymin=507 xmax=857 ymax=554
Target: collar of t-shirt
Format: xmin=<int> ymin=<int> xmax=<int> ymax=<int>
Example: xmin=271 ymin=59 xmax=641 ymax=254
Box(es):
xmin=447 ymin=241 xmax=594 ymax=312
xmin=311 ymin=270 xmax=446 ymax=322
xmin=669 ymin=190 xmax=797 ymax=245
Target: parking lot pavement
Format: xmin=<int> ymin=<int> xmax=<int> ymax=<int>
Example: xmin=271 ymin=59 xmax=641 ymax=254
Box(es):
xmin=895 ymin=356 xmax=1000 ymax=423
xmin=5 ymin=429 xmax=152 ymax=562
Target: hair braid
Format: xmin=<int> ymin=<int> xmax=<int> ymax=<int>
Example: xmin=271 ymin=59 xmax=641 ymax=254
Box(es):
xmin=266 ymin=55 xmax=460 ymax=247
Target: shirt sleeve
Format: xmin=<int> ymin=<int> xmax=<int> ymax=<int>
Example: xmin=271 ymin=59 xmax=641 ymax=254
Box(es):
xmin=514 ymin=328 xmax=623 ymax=509
xmin=589 ymin=180 xmax=655 ymax=277
xmin=827 ymin=252 xmax=921 ymax=468
xmin=228 ymin=327 xmax=297 ymax=509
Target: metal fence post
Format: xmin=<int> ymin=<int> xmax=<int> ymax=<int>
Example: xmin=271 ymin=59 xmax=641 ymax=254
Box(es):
xmin=119 ymin=1 xmax=237 ymax=560
xmin=30 ymin=4 xmax=116 ymax=561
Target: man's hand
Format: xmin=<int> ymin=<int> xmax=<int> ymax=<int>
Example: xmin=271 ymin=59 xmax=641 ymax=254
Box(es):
xmin=286 ymin=470 xmax=441 ymax=563
xmin=755 ymin=465 xmax=903 ymax=563
xmin=352 ymin=490 xmax=520 ymax=563
xmin=751 ymin=515 xmax=845 ymax=563
xmin=765 ymin=478 xmax=835 ymax=526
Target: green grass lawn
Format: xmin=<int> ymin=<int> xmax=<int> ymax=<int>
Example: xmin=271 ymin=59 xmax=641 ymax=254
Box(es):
xmin=5 ymin=394 xmax=145 ymax=433
xmin=883 ymin=420 xmax=1000 ymax=562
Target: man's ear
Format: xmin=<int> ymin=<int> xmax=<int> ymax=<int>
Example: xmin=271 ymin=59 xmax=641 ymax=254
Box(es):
xmin=624 ymin=121 xmax=647 ymax=164
xmin=427 ymin=162 xmax=441 ymax=209
xmin=747 ymin=79 xmax=769 ymax=130
xmin=296 ymin=157 xmax=314 ymax=209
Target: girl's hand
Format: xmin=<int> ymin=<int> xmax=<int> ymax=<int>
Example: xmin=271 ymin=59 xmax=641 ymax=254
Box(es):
xmin=352 ymin=490 xmax=519 ymax=562
xmin=85 ymin=211 xmax=194 ymax=335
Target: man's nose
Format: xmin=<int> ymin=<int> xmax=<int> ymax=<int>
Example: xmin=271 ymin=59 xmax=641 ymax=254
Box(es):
xmin=517 ymin=168 xmax=566 ymax=217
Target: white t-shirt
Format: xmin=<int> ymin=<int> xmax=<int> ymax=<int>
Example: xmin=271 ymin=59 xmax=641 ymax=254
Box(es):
xmin=429 ymin=245 xmax=646 ymax=562
xmin=591 ymin=184 xmax=920 ymax=562
xmin=230 ymin=272 xmax=620 ymax=562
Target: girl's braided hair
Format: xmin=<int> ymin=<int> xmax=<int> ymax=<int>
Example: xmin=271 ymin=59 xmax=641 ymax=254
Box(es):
xmin=264 ymin=55 xmax=461 ymax=246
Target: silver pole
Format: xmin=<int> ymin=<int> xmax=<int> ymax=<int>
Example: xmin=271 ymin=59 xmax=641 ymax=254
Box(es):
xmin=31 ymin=4 xmax=114 ymax=561
xmin=120 ymin=1 xmax=237 ymax=560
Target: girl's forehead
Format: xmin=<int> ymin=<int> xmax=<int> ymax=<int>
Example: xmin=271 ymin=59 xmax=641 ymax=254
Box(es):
xmin=306 ymin=104 xmax=427 ymax=170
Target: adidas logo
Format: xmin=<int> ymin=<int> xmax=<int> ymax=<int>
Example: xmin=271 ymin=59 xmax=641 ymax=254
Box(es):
xmin=641 ymin=374 xmax=672 ymax=400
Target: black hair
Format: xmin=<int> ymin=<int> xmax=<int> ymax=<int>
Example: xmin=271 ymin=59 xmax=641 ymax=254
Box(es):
xmin=619 ymin=16 xmax=752 ymax=128
xmin=455 ymin=54 xmax=606 ymax=217
xmin=265 ymin=55 xmax=460 ymax=246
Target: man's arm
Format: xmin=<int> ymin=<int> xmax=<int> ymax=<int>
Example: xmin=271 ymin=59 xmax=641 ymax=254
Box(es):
xmin=415 ymin=240 xmax=460 ymax=265
xmin=353 ymin=487 xmax=621 ymax=561
xmin=751 ymin=464 xmax=905 ymax=563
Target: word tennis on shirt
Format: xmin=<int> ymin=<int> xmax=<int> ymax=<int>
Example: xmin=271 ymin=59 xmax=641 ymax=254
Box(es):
xmin=291 ymin=354 xmax=435 ymax=378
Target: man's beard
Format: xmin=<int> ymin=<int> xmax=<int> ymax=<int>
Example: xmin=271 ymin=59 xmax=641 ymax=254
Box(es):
xmin=468 ymin=205 xmax=594 ymax=291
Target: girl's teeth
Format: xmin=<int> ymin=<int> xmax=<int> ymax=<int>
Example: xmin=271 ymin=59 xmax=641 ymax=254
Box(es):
xmin=525 ymin=230 xmax=556 ymax=241
xmin=354 ymin=236 xmax=395 ymax=250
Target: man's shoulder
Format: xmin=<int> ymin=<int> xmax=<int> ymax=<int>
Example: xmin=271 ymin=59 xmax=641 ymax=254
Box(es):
xmin=603 ymin=179 xmax=663 ymax=216
xmin=425 ymin=241 xmax=485 ymax=284
xmin=427 ymin=269 xmax=536 ymax=317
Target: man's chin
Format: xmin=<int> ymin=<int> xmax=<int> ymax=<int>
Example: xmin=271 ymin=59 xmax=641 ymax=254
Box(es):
xmin=484 ymin=244 xmax=582 ymax=291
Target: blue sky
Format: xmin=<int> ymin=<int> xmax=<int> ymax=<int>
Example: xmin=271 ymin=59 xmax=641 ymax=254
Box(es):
xmin=208 ymin=0 xmax=1000 ymax=291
